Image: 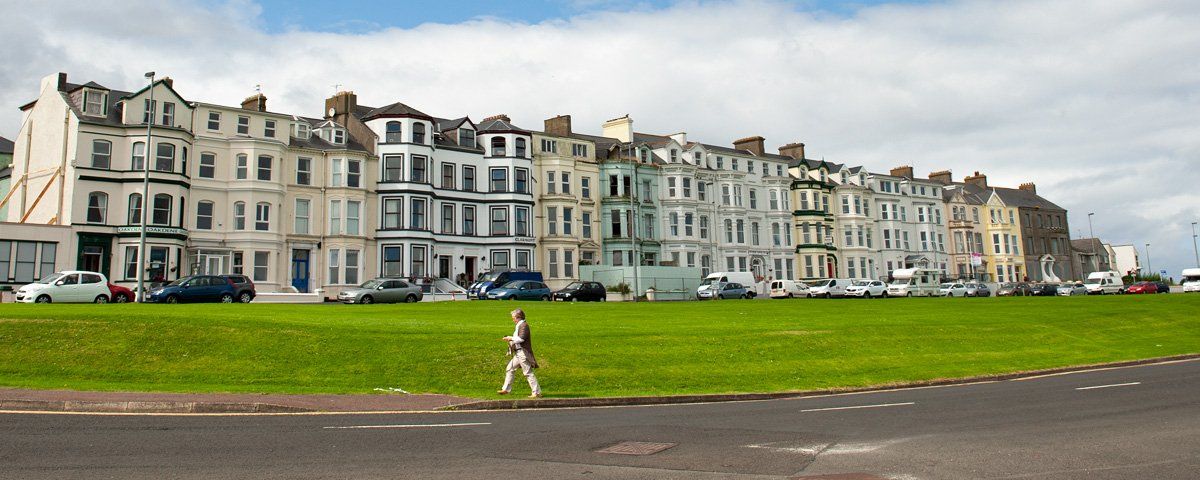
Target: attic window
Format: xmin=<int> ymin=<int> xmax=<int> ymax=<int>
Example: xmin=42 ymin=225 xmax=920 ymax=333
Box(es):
xmin=332 ymin=129 xmax=345 ymax=145
xmin=83 ymin=90 xmax=106 ymax=116
xmin=670 ymin=149 xmax=678 ymax=163
xmin=459 ymin=128 xmax=475 ymax=148
xmin=294 ymin=123 xmax=309 ymax=138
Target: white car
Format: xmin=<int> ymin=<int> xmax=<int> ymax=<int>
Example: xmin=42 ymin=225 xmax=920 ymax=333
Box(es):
xmin=845 ymin=280 xmax=888 ymax=298
xmin=769 ymin=280 xmax=810 ymax=298
xmin=16 ymin=271 xmax=113 ymax=303
xmin=939 ymin=282 xmax=968 ymax=297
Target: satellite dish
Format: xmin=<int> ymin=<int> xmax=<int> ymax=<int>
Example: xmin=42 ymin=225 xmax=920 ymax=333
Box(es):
xmin=328 ymin=107 xmax=336 ymax=117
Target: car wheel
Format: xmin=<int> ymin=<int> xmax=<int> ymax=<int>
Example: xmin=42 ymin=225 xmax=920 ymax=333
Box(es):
xmin=806 ymin=293 xmax=812 ymax=298
xmin=406 ymin=294 xmax=418 ymax=303
xmin=541 ymin=295 xmax=551 ymax=301
xmin=882 ymin=291 xmax=889 ymax=298
xmin=220 ymin=293 xmax=234 ymax=303
xmin=115 ymin=294 xmax=129 ymax=303
xmin=907 ymin=292 xmax=913 ymax=297
xmin=361 ymin=295 xmax=374 ymax=305
xmin=239 ymin=292 xmax=253 ymax=303
xmin=600 ymin=296 xmax=606 ymax=302
xmin=36 ymin=295 xmax=51 ymax=303
xmin=863 ymin=292 xmax=872 ymax=299
xmin=94 ymin=294 xmax=109 ymax=304
xmin=571 ymin=298 xmax=578 ymax=302
xmin=165 ymin=295 xmax=179 ymax=304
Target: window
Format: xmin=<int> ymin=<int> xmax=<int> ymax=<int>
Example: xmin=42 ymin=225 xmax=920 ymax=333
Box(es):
xmin=236 ymin=154 xmax=248 ymax=179
xmin=564 ymin=250 xmax=575 ymax=278
xmin=491 ymin=207 xmax=508 ymax=235
xmin=331 ymin=158 xmax=343 ymax=186
xmin=463 ymin=166 xmax=476 ymax=191
xmin=410 ymin=156 xmax=427 ymax=183
xmin=700 ymin=215 xmax=709 ymax=239
xmin=83 ymin=90 xmax=106 ymax=115
xmin=749 ymin=190 xmax=757 ymax=209
xmin=155 ymin=143 xmax=174 ymax=172
xmin=492 ymin=250 xmax=510 ymax=270
xmin=515 ymin=138 xmax=527 ymax=157
xmin=582 ymin=212 xmax=591 ymax=238
xmin=490 ymin=168 xmax=507 ymax=192
xmin=86 ymin=192 xmax=107 ymax=224
xmin=641 ymin=180 xmax=652 ymax=201
xmin=458 ymin=128 xmax=475 ymax=148
xmin=609 ymin=175 xmax=619 ymax=196
xmin=670 ymin=149 xmax=678 ymax=163
xmin=410 ymin=198 xmax=426 ymax=230
xmin=161 ymin=102 xmax=175 ymax=126
xmin=152 ymin=194 xmax=171 ymax=225
xmin=142 ymin=99 xmax=156 ymax=124
xmin=346 ymin=201 xmax=360 ymax=235
xmin=752 ymin=222 xmax=760 ymax=245
xmin=682 ymin=178 xmax=691 ymax=197
xmin=246 ymin=251 xmax=267 ymax=282
xmin=257 ymin=155 xmax=272 ymax=181
xmin=670 ymin=212 xmax=679 ymax=236
xmin=516 ymin=207 xmax=530 ymax=236
xmin=237 ymin=116 xmax=250 ymax=135
xmin=264 ymin=119 xmax=276 ymax=138
xmin=91 ymin=140 xmax=111 ymax=169
xmin=561 ymin=172 xmax=571 ymax=195
xmin=127 ymin=193 xmax=142 ymax=224
xmin=195 ymin=201 xmax=214 ymax=230
xmin=382 ymin=246 xmax=403 ymax=276
xmin=207 ymin=111 xmax=220 ymax=130
xmin=581 ymin=177 xmax=591 ymax=199
xmin=233 ymin=202 xmax=246 ymax=230
xmin=668 ymin=177 xmax=677 ymax=197
xmin=296 ymin=157 xmax=311 ymax=185
xmin=255 ymin=202 xmax=270 ymax=231
xmin=441 ymin=203 xmax=455 ymax=234
xmin=684 ymin=213 xmax=693 ymax=236
xmin=441 ymin=163 xmax=455 ymax=189
xmin=547 ymin=207 xmax=558 ymax=235
xmin=541 ymin=139 xmax=557 ymax=153
xmin=328 ymin=249 xmax=341 ymax=284
xmin=463 ymin=205 xmax=476 ymax=235
xmin=385 ymin=121 xmax=402 ymax=143
xmin=329 ymin=199 xmax=343 ymax=234
xmin=131 ymin=142 xmax=146 ymax=171
xmin=515 ymin=168 xmax=529 ymax=193
xmin=345 ymin=250 xmax=360 ymax=285
xmin=412 ymin=122 xmax=426 ymax=144
xmin=611 ymin=210 xmax=623 ymax=237
xmin=380 ymin=155 xmax=402 ymax=183
xmin=725 ymin=219 xmax=733 ymax=243
xmin=516 ymin=250 xmax=531 ymax=270
xmin=491 ymin=137 xmax=506 ymax=156
xmin=698 ymin=181 xmax=707 ymax=201
xmin=198 ymin=153 xmax=215 ymax=178
xmin=332 ymin=129 xmax=345 ymax=145
xmin=643 ymin=213 xmax=654 ymax=238
xmin=548 ymin=249 xmax=559 ymax=278
xmin=294 ymin=199 xmax=310 ymax=234
xmin=572 ymin=144 xmax=587 ymax=157
xmin=382 ymin=199 xmax=401 ymax=229
xmin=734 ymin=185 xmax=743 ymax=206
xmin=732 ymin=158 xmax=739 ymax=170
xmin=722 ymin=185 xmax=731 ymax=205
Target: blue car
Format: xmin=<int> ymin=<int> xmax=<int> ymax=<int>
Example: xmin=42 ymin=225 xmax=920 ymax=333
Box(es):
xmin=485 ymin=280 xmax=553 ymax=301
xmin=146 ymin=275 xmax=239 ymax=304
xmin=468 ymin=270 xmax=545 ymax=299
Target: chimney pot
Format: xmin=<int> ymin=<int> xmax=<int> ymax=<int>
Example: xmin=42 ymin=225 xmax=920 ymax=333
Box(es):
xmin=483 ymin=114 xmax=511 ymax=123
xmin=1019 ymin=182 xmax=1037 ymax=194
xmin=544 ymin=114 xmax=572 ymax=137
xmin=928 ymin=170 xmax=952 ymax=184
xmin=778 ymin=142 xmax=806 ymax=160
xmin=733 ymin=135 xmax=765 ymax=156
xmin=964 ymin=171 xmax=989 ymax=189
xmin=889 ymin=165 xmax=914 ymax=179
xmin=241 ymin=93 xmax=267 ymax=112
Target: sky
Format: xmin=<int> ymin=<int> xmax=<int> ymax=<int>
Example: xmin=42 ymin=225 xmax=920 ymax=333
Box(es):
xmin=1 ymin=0 xmax=1197 ymax=277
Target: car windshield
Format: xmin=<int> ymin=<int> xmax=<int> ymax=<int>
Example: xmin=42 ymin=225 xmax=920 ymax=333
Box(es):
xmin=167 ymin=278 xmax=190 ymax=286
xmin=811 ymin=280 xmax=831 ymax=287
xmin=360 ymin=279 xmax=383 ymax=289
xmin=852 ymin=280 xmax=870 ymax=286
xmin=37 ymin=272 xmax=65 ymax=283
xmin=940 ymin=283 xmax=953 ymax=288
xmin=999 ymin=283 xmax=1014 ymax=289
xmin=499 ymin=281 xmax=522 ymax=289
xmin=564 ymin=282 xmax=583 ymax=289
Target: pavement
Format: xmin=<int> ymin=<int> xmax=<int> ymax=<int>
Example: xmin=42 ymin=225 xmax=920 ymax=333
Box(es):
xmin=1 ymin=358 xmax=1197 ymax=479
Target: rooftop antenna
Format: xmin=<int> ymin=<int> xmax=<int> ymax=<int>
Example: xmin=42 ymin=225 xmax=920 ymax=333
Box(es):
xmin=332 ymin=84 xmax=343 ymax=93
xmin=255 ymin=84 xmax=262 ymax=94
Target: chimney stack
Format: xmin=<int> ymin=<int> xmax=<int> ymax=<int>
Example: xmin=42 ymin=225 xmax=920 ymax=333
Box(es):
xmin=602 ymin=115 xmax=633 ymax=143
xmin=161 ymin=77 xmax=174 ymax=89
xmin=778 ymin=142 xmax=806 ymax=160
xmin=241 ymin=93 xmax=267 ymax=112
xmin=56 ymin=72 xmax=68 ymax=92
xmin=733 ymin=136 xmax=765 ymax=156
xmin=325 ymin=90 xmax=358 ymax=120
xmin=1018 ymin=182 xmax=1036 ymax=194
xmin=928 ymin=170 xmax=952 ymax=184
xmin=544 ymin=115 xmax=572 ymax=137
xmin=483 ymin=114 xmax=511 ymax=123
xmin=890 ymin=165 xmax=914 ymax=179
xmin=964 ymin=171 xmax=988 ymax=189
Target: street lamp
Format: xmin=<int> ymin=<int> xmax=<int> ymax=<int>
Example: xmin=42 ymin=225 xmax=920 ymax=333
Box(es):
xmin=1145 ymin=242 xmax=1152 ymax=280
xmin=135 ymin=71 xmax=156 ymax=302
xmin=1192 ymin=222 xmax=1198 ymax=268
xmin=1087 ymin=212 xmax=1097 ymax=273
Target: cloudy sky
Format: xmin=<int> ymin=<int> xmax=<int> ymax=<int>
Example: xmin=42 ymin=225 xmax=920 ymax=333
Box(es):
xmin=2 ymin=0 xmax=1197 ymax=276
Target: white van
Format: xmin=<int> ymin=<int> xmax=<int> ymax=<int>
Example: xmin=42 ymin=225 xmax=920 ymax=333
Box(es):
xmin=15 ymin=271 xmax=113 ymax=303
xmin=698 ymin=272 xmax=760 ymax=298
xmin=1182 ymin=268 xmax=1200 ymax=293
xmin=1084 ymin=271 xmax=1126 ymax=295
xmin=887 ymin=268 xmax=941 ymax=297
xmin=809 ymin=278 xmax=853 ymax=298
xmin=770 ymin=280 xmax=810 ymax=298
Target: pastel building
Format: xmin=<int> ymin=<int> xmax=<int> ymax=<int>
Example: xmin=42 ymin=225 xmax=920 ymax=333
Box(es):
xmin=531 ymin=115 xmax=603 ymax=289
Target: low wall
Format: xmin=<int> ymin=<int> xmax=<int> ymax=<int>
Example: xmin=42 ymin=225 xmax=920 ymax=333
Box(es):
xmin=253 ymin=291 xmax=324 ymax=304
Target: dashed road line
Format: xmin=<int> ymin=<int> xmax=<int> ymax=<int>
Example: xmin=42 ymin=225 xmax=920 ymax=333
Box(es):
xmin=1075 ymin=382 xmax=1140 ymax=391
xmin=800 ymin=402 xmax=915 ymax=413
xmin=323 ymin=422 xmax=492 ymax=429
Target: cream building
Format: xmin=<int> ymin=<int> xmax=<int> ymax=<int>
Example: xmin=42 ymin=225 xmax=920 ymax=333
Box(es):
xmin=981 ymin=190 xmax=1026 ymax=283
xmin=532 ymin=115 xmax=602 ymax=289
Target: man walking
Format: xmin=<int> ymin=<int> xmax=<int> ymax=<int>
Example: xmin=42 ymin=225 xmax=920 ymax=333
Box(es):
xmin=499 ymin=308 xmax=541 ymax=398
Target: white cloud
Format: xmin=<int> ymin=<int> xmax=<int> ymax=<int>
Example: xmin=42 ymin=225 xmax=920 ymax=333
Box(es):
xmin=2 ymin=0 xmax=1197 ymax=275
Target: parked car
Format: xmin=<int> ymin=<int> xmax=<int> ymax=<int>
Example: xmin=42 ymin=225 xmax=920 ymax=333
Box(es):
xmin=338 ymin=278 xmax=423 ymax=304
xmin=1154 ymin=281 xmax=1171 ymax=294
xmin=1030 ymin=283 xmax=1060 ymax=296
xmin=15 ymin=271 xmax=112 ymax=303
xmin=1056 ymin=282 xmax=1088 ymax=296
xmin=468 ymin=270 xmax=544 ymax=299
xmin=964 ymin=283 xmax=991 ymax=297
xmin=221 ymin=274 xmax=256 ymax=303
xmin=887 ymin=268 xmax=941 ymax=297
xmin=1084 ymin=271 xmax=1125 ymax=295
xmin=769 ymin=280 xmax=810 ymax=298
xmin=845 ymin=280 xmax=887 ymax=298
xmin=698 ymin=272 xmax=760 ymax=298
xmin=996 ymin=282 xmax=1034 ymax=297
xmin=1182 ymin=268 xmax=1200 ymax=293
xmin=107 ymin=283 xmax=134 ymax=303
xmin=698 ymin=282 xmax=751 ymax=300
xmin=940 ymin=282 xmax=968 ymax=297
xmin=1126 ymin=281 xmax=1158 ymax=294
xmin=809 ymin=278 xmax=851 ymax=298
xmin=486 ymin=280 xmax=553 ymax=301
xmin=146 ymin=275 xmax=238 ymax=303
xmin=553 ymin=281 xmax=606 ymax=302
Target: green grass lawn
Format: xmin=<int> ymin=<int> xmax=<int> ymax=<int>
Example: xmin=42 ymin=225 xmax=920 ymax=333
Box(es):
xmin=0 ymin=295 xmax=1197 ymax=398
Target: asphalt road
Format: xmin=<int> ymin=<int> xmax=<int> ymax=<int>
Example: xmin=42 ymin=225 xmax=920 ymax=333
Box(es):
xmin=2 ymin=359 xmax=1197 ymax=480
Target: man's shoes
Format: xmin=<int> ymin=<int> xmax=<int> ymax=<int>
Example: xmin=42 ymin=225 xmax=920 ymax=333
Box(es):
xmin=497 ymin=390 xmax=509 ymax=395
xmin=528 ymin=393 xmax=542 ymax=398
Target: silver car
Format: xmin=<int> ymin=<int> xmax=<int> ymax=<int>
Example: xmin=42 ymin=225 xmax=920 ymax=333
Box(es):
xmin=338 ymin=278 xmax=423 ymax=304
xmin=1056 ymin=282 xmax=1088 ymax=296
xmin=964 ymin=283 xmax=991 ymax=297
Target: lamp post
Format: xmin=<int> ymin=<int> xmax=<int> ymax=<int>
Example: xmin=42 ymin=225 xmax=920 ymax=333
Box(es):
xmin=1192 ymin=222 xmax=1198 ymax=268
xmin=1087 ymin=212 xmax=1097 ymax=273
xmin=134 ymin=71 xmax=156 ymax=302
xmin=1145 ymin=243 xmax=1152 ymax=280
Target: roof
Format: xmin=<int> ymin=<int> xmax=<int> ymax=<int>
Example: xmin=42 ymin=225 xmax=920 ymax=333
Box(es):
xmin=476 ymin=117 xmax=529 ymax=134
xmin=1071 ymin=238 xmax=1107 ymax=254
xmin=991 ymin=186 xmax=1066 ymax=211
xmin=0 ymin=136 xmax=13 ymax=155
xmin=290 ymin=116 xmax=371 ymax=153
xmin=943 ymin=183 xmax=987 ymax=205
xmin=360 ymin=101 xmax=433 ymax=121
xmin=435 ymin=116 xmax=472 ymax=132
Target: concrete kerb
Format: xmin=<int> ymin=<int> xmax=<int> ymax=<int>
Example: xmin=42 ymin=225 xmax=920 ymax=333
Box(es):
xmin=443 ymin=353 xmax=1200 ymax=411
xmin=0 ymin=399 xmax=309 ymax=414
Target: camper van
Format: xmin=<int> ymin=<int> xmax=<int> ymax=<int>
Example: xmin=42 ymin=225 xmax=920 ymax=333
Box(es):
xmin=887 ymin=268 xmax=941 ymax=297
xmin=1084 ymin=270 xmax=1126 ymax=295
xmin=1182 ymin=268 xmax=1200 ymax=293
xmin=697 ymin=272 xmax=759 ymax=298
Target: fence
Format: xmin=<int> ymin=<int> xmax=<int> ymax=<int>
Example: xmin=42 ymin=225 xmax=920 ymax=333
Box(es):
xmin=579 ymin=265 xmax=705 ymax=301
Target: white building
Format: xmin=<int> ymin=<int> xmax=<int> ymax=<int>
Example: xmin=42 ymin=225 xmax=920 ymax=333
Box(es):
xmin=869 ymin=166 xmax=949 ymax=278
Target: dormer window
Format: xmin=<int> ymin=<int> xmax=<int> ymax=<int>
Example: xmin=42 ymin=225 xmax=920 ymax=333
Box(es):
xmin=799 ymin=168 xmax=807 ymax=178
xmin=819 ymin=170 xmax=827 ymax=182
xmin=458 ymin=128 xmax=475 ymax=148
xmin=142 ymin=99 xmax=156 ymax=124
xmin=83 ymin=90 xmax=106 ymax=116
xmin=294 ymin=123 xmax=309 ymax=139
xmin=161 ymin=102 xmax=175 ymax=127
xmin=693 ymin=151 xmax=701 ymax=163
xmin=860 ymin=174 xmax=866 ymax=184
xmin=841 ymin=172 xmax=848 ymax=184
xmin=332 ymin=129 xmax=345 ymax=145
xmin=670 ymin=149 xmax=678 ymax=163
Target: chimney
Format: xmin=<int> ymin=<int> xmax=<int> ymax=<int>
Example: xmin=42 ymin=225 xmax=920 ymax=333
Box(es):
xmin=544 ymin=115 xmax=572 ymax=137
xmin=325 ymin=90 xmax=357 ymax=120
xmin=161 ymin=77 xmax=174 ymax=89
xmin=928 ymin=170 xmax=952 ymax=184
xmin=890 ymin=165 xmax=914 ymax=179
xmin=964 ymin=171 xmax=988 ymax=189
xmin=241 ymin=93 xmax=267 ymax=112
xmin=483 ymin=114 xmax=511 ymax=123
xmin=1019 ymin=182 xmax=1036 ymax=194
xmin=669 ymin=132 xmax=687 ymax=145
xmin=778 ymin=142 xmax=806 ymax=160
xmin=56 ymin=72 xmax=68 ymax=91
xmin=602 ymin=115 xmax=633 ymax=143
xmin=733 ymin=136 xmax=765 ymax=156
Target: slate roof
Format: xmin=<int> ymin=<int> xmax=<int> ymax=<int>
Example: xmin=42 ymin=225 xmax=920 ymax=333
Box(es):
xmin=991 ymin=186 xmax=1066 ymax=211
xmin=0 ymin=136 xmax=14 ymax=155
xmin=943 ymin=183 xmax=987 ymax=205
xmin=290 ymin=117 xmax=371 ymax=153
xmin=360 ymin=102 xmax=433 ymax=120
xmin=476 ymin=117 xmax=529 ymax=134
xmin=1071 ymin=238 xmax=1106 ymax=254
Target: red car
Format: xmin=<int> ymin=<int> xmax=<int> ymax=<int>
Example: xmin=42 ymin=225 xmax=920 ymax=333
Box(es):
xmin=1126 ymin=282 xmax=1158 ymax=294
xmin=107 ymin=283 xmax=134 ymax=303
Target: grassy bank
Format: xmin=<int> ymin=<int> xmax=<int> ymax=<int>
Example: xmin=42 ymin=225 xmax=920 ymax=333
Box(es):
xmin=0 ymin=295 xmax=1196 ymax=398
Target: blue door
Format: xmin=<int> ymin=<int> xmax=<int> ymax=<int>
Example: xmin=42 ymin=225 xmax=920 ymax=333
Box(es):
xmin=291 ymin=249 xmax=310 ymax=293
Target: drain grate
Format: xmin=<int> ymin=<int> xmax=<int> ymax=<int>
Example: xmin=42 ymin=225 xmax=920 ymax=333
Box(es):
xmin=596 ymin=441 xmax=677 ymax=456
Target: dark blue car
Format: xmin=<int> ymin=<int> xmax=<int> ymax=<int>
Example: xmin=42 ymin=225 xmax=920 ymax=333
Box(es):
xmin=485 ymin=280 xmax=553 ymax=301
xmin=147 ymin=275 xmax=239 ymax=304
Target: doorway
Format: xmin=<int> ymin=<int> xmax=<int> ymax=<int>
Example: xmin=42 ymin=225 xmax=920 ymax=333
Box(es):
xmin=464 ymin=256 xmax=477 ymax=282
xmin=437 ymin=255 xmax=451 ymax=279
xmin=291 ymin=249 xmax=310 ymax=292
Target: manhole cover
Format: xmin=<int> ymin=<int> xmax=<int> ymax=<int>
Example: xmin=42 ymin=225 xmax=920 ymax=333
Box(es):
xmin=596 ymin=441 xmax=677 ymax=456
xmin=791 ymin=474 xmax=889 ymax=480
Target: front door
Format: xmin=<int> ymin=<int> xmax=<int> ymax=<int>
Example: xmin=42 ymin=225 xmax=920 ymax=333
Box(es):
xmin=291 ymin=249 xmax=310 ymax=293
xmin=438 ymin=256 xmax=451 ymax=279
xmin=464 ymin=257 xmax=477 ymax=282
xmin=80 ymin=246 xmax=104 ymax=273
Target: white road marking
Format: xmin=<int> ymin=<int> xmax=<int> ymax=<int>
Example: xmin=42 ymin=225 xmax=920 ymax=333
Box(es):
xmin=801 ymin=402 xmax=915 ymax=412
xmin=1075 ymin=382 xmax=1140 ymax=391
xmin=323 ymin=421 xmax=491 ymax=429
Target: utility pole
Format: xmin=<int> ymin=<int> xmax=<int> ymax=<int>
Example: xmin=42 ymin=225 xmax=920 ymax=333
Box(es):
xmin=135 ymin=71 xmax=156 ymax=302
xmin=1192 ymin=222 xmax=1198 ymax=268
